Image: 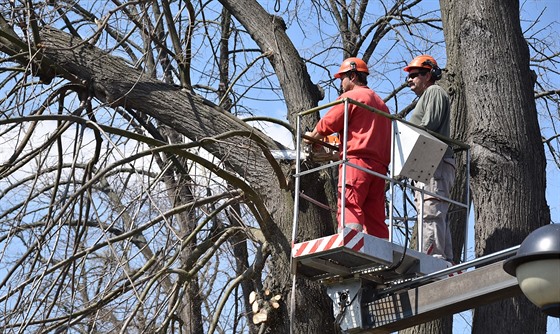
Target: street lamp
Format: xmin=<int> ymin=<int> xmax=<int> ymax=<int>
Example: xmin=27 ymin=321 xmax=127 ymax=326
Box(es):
xmin=503 ymin=224 xmax=560 ymax=317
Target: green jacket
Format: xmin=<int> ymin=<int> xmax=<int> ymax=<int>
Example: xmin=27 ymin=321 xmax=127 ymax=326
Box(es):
xmin=409 ymin=84 xmax=453 ymax=158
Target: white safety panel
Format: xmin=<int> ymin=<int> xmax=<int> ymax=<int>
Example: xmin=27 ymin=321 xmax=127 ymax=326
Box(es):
xmin=392 ymin=120 xmax=447 ymax=183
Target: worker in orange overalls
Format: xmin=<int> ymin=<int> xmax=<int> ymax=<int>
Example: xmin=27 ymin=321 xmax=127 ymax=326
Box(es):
xmin=305 ymin=57 xmax=391 ymax=238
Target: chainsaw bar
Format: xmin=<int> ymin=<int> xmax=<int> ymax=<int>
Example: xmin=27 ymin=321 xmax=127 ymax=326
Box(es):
xmin=270 ymin=135 xmax=340 ymax=162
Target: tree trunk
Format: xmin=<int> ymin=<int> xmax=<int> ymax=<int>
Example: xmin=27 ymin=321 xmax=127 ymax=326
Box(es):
xmin=217 ymin=1 xmax=339 ymax=332
xmin=440 ymin=0 xmax=549 ymax=333
xmin=437 ymin=69 xmax=471 ymax=265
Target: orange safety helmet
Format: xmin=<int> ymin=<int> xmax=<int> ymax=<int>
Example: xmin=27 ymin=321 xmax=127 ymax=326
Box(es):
xmin=334 ymin=57 xmax=369 ymax=79
xmin=403 ymin=54 xmax=438 ymax=72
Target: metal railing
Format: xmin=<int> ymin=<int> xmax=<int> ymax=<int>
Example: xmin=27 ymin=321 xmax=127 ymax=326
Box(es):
xmin=291 ymin=97 xmax=471 ymax=261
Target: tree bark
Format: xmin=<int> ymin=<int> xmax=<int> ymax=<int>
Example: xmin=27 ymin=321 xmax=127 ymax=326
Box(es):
xmin=440 ymin=0 xmax=549 ymax=333
xmin=216 ymin=1 xmax=339 ymax=332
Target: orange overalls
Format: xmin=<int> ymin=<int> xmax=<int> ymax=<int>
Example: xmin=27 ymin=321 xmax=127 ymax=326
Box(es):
xmin=316 ymin=86 xmax=391 ymax=238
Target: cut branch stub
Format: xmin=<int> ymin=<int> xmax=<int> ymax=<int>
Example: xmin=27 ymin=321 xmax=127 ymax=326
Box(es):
xmin=249 ymin=290 xmax=283 ymax=325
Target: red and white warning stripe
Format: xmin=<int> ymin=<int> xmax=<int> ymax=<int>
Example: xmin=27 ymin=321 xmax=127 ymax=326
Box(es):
xmin=292 ymin=228 xmax=364 ymax=257
xmin=342 ymin=228 xmax=364 ymax=252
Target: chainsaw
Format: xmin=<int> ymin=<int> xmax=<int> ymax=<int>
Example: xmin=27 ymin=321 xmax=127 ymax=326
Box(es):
xmin=270 ymin=135 xmax=340 ymax=162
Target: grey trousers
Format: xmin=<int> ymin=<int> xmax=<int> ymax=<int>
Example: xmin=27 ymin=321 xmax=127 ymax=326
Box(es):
xmin=414 ymin=157 xmax=456 ymax=261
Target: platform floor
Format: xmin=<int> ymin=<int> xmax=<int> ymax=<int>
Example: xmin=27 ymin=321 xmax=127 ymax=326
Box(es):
xmin=292 ymin=228 xmax=448 ymax=283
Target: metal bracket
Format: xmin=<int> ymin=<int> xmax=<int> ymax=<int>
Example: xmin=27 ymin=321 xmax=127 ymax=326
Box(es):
xmin=326 ymin=278 xmax=365 ymax=332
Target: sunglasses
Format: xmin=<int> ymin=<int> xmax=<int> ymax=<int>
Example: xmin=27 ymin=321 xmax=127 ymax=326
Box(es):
xmin=407 ymin=71 xmax=428 ymax=79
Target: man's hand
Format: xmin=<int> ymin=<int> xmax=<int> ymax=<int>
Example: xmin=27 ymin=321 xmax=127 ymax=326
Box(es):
xmin=303 ymin=129 xmax=325 ymax=144
xmin=303 ymin=131 xmax=314 ymax=144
